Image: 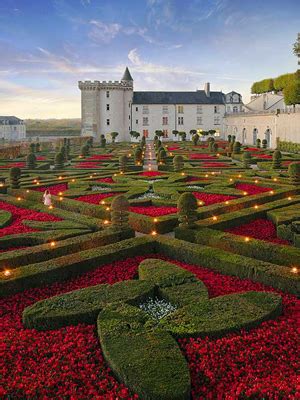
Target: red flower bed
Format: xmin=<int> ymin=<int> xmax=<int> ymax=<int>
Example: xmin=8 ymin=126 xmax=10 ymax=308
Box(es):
xmin=96 ymin=177 xmax=115 ymax=183
xmin=33 ymin=183 xmax=68 ymax=195
xmin=75 ymin=192 xmax=122 ymax=205
xmin=138 ymin=171 xmax=165 ymax=177
xmin=129 ymin=206 xmax=178 ymax=216
xmin=0 ymin=255 xmax=298 ymax=399
xmin=235 ymin=183 xmax=272 ymax=195
xmin=193 ymin=192 xmax=237 ymax=205
xmin=85 ymin=155 xmax=112 ymax=161
xmin=167 ymin=145 xmax=180 ymax=151
xmin=36 ymin=156 xmax=46 ymax=161
xmin=200 ymin=162 xmax=231 ymax=168
xmin=186 ymin=176 xmax=204 ymax=182
xmin=282 ymin=160 xmax=300 ymax=166
xmin=0 ymin=162 xmax=25 ymax=169
xmin=225 ymin=218 xmax=290 ymax=245
xmin=0 ymin=201 xmax=61 ymax=238
xmin=255 ymin=154 xmax=272 ymax=159
xmin=245 ymin=147 xmax=260 ymax=151
xmin=189 ymin=154 xmax=216 ymax=160
xmin=74 ymin=162 xmax=103 ymax=169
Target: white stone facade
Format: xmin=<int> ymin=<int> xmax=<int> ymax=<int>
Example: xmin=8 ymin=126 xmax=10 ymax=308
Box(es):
xmin=79 ymin=68 xmax=241 ymax=141
xmin=0 ymin=116 xmax=26 ymax=141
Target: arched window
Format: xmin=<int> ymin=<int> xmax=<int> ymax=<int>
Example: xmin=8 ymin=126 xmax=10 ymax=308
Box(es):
xmin=253 ymin=128 xmax=258 ymax=145
xmin=233 ymin=106 xmax=238 ymax=113
xmin=242 ymin=128 xmax=247 ymax=144
xmin=265 ymin=129 xmax=271 ymax=147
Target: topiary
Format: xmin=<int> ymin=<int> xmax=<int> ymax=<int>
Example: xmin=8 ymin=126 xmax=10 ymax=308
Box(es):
xmin=173 ymin=155 xmax=184 ymax=172
xmin=30 ymin=143 xmax=36 ymax=153
xmin=233 ymin=141 xmax=241 ymax=154
xmin=134 ymin=147 xmax=143 ymax=164
xmin=288 ymin=162 xmax=300 ymax=185
xmin=227 ymin=142 xmax=234 ymax=157
xmin=156 ymin=140 xmax=162 ymax=150
xmin=192 ymin=134 xmax=199 ymax=146
xmin=36 ymin=143 xmax=41 ymax=152
xmin=9 ymin=167 xmax=21 ymax=189
xmin=177 ymin=193 xmax=198 ymax=228
xmin=26 ymin=153 xmax=36 ymax=169
xmin=81 ymin=144 xmax=90 ymax=157
xmin=60 ymin=145 xmax=68 ymax=160
xmin=111 ymin=195 xmax=130 ymax=230
xmin=227 ymin=134 xmax=232 ymax=143
xmin=243 ymin=151 xmax=252 ymax=168
xmin=232 ymin=135 xmax=236 ymax=143
xmin=212 ymin=142 xmax=218 ymax=153
xmin=55 ymin=152 xmax=64 ymax=169
xmin=256 ymin=138 xmax=261 ymax=148
xmin=272 ymin=150 xmax=282 ymax=169
xmin=100 ymin=134 xmax=106 ymax=148
xmin=158 ymin=148 xmax=167 ymax=163
xmin=262 ymin=139 xmax=268 ymax=149
xmin=119 ymin=155 xmax=128 ymax=172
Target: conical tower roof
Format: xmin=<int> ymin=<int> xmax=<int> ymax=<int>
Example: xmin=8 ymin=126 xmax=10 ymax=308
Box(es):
xmin=121 ymin=67 xmax=133 ymax=81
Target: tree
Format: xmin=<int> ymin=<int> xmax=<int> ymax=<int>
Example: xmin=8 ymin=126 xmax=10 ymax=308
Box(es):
xmin=288 ymin=163 xmax=300 ymax=185
xmin=177 ymin=193 xmax=198 ymax=228
xmin=134 ymin=147 xmax=143 ymax=164
xmin=30 ymin=143 xmax=36 ymax=153
xmin=158 ymin=148 xmax=167 ymax=163
xmin=243 ymin=151 xmax=252 ymax=169
xmin=172 ymin=130 xmax=179 ymax=138
xmin=119 ymin=155 xmax=128 ymax=173
xmin=81 ymin=144 xmax=90 ymax=157
xmin=36 ymin=143 xmax=41 ymax=152
xmin=155 ymin=130 xmax=164 ymax=138
xmin=10 ymin=167 xmax=21 ymax=189
xmin=233 ymin=141 xmax=241 ymax=154
xmin=227 ymin=135 xmax=232 ymax=143
xmin=272 ymin=150 xmax=282 ymax=169
xmin=190 ymin=129 xmax=197 ymax=137
xmin=293 ymin=34 xmax=300 ymax=58
xmin=256 ymin=138 xmax=261 ymax=148
xmin=110 ymin=132 xmax=119 ymax=143
xmin=192 ymin=134 xmax=199 ymax=146
xmin=208 ymin=129 xmax=216 ymax=136
xmin=173 ymin=155 xmax=184 ymax=172
xmin=55 ymin=152 xmax=64 ymax=169
xmin=26 ymin=153 xmax=36 ymax=169
xmin=178 ymin=131 xmax=186 ymax=141
xmin=111 ymin=195 xmax=130 ymax=230
xmin=100 ymin=134 xmax=106 ymax=148
xmin=284 ymin=76 xmax=300 ymax=105
xmin=130 ymin=131 xmax=140 ymax=141
xmin=262 ymin=139 xmax=268 ymax=149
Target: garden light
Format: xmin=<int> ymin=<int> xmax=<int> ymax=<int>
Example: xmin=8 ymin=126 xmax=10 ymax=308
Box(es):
xmin=244 ymin=237 xmax=250 ymax=242
xmin=212 ymin=216 xmax=217 ymax=221
xmin=17 ymin=197 xmax=22 ymax=201
xmin=151 ymin=230 xmax=157 ymax=236
xmin=3 ymin=269 xmax=11 ymax=277
xmin=288 ymin=197 xmax=292 ymax=200
xmin=103 ymin=220 xmax=109 ymax=225
xmin=50 ymin=241 xmax=56 ymax=247
xmin=291 ymin=267 xmax=298 ymax=274
xmin=153 ymin=218 xmax=158 ymax=222
xmin=254 ymin=205 xmax=259 ymax=209
xmin=270 ymin=190 xmax=274 ymax=194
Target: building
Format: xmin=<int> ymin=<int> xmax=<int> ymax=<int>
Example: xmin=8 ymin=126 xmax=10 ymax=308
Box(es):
xmin=0 ymin=116 xmax=26 ymax=141
xmin=224 ymin=92 xmax=300 ymax=147
xmin=79 ymin=67 xmax=242 ymax=141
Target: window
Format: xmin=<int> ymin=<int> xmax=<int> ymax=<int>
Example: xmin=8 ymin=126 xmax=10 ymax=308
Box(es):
xmin=178 ymin=105 xmax=184 ymax=114
xmin=233 ymin=106 xmax=238 ymax=113
xmin=197 ymin=105 xmax=202 ymax=114
xmin=197 ymin=116 xmax=202 ymax=125
xmin=129 ymin=115 xmax=130 ymax=120
xmin=136 ymin=119 xmax=138 ymax=124
xmin=178 ymin=116 xmax=184 ymax=125
xmin=106 ymin=91 xmax=110 ymax=98
xmin=143 ymin=117 xmax=149 ymax=126
xmin=136 ymin=107 xmax=138 ymax=112
xmin=143 ymin=130 xmax=149 ymax=138
xmin=106 ymin=104 xmax=110 ymax=111
xmin=162 ymin=105 xmax=168 ymax=114
xmin=214 ymin=106 xmax=219 ymax=114
xmin=162 ymin=116 xmax=168 ymax=125
xmin=163 ymin=129 xmax=168 ymax=138
xmin=143 ymin=105 xmax=149 ymax=114
xmin=106 ymin=119 xmax=110 ymax=126
xmin=227 ymin=106 xmax=231 ymax=112
xmin=214 ymin=117 xmax=220 ymax=125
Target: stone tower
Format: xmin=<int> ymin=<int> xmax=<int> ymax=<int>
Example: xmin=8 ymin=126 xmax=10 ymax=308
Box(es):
xmin=78 ymin=67 xmax=133 ymax=141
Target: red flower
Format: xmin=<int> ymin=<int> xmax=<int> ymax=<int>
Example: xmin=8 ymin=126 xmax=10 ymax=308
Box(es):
xmin=85 ymin=155 xmax=112 ymax=161
xmin=96 ymin=177 xmax=115 ymax=183
xmin=0 ymin=162 xmax=25 ymax=169
xmin=235 ymin=183 xmax=272 ymax=195
xmin=200 ymin=162 xmax=230 ymax=168
xmin=138 ymin=171 xmax=165 ymax=177
xmin=73 ymin=162 xmax=103 ymax=169
xmin=189 ymin=154 xmax=216 ymax=160
xmin=192 ymin=192 xmax=237 ymax=205
xmin=75 ymin=192 xmax=122 ymax=204
xmin=129 ymin=206 xmax=178 ymax=216
xmin=33 ymin=183 xmax=68 ymax=195
xmin=0 ymin=201 xmax=61 ymax=238
xmin=225 ymin=218 xmax=290 ymax=245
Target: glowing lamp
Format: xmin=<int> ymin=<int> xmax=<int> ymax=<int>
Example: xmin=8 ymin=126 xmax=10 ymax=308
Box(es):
xmin=100 ymin=200 xmax=105 ymax=205
xmin=103 ymin=220 xmax=109 ymax=225
xmin=288 ymin=197 xmax=292 ymax=200
xmin=17 ymin=197 xmax=22 ymax=201
xmin=243 ymin=191 xmax=248 ymax=196
xmin=270 ymin=190 xmax=274 ymax=194
xmin=291 ymin=267 xmax=298 ymax=274
xmin=153 ymin=218 xmax=158 ymax=223
xmin=48 ymin=205 xmax=53 ymax=210
xmin=212 ymin=216 xmax=217 ymax=221
xmin=244 ymin=237 xmax=250 ymax=242
xmin=3 ymin=269 xmax=11 ymax=277
xmin=50 ymin=241 xmax=56 ymax=247
xmin=151 ymin=230 xmax=157 ymax=236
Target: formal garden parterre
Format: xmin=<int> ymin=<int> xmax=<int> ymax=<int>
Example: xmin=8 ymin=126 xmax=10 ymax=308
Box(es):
xmin=0 ymin=135 xmax=299 ymax=399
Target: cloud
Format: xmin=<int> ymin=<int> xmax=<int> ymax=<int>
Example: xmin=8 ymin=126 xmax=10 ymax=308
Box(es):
xmin=88 ymin=20 xmax=122 ymax=43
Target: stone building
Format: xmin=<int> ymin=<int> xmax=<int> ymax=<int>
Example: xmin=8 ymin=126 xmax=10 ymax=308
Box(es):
xmin=79 ymin=67 xmax=242 ymax=141
xmin=0 ymin=116 xmax=26 ymax=141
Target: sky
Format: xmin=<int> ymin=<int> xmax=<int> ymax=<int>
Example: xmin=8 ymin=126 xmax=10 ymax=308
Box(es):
xmin=0 ymin=0 xmax=299 ymax=118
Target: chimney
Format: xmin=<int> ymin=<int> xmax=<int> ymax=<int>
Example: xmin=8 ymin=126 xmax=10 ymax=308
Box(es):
xmin=204 ymin=82 xmax=210 ymax=97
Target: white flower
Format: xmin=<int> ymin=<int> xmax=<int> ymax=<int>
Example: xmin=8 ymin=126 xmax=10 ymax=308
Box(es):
xmin=139 ymin=297 xmax=177 ymax=320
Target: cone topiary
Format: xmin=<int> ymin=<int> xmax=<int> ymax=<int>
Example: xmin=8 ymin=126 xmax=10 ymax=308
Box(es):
xmin=81 ymin=144 xmax=90 ymax=157
xmin=60 ymin=145 xmax=68 ymax=160
xmin=100 ymin=134 xmax=106 ymax=148
xmin=55 ymin=152 xmax=64 ymax=169
xmin=9 ymin=167 xmax=21 ymax=189
xmin=26 ymin=153 xmax=36 ymax=169
xmin=173 ymin=155 xmax=184 ymax=172
xmin=111 ymin=195 xmax=130 ymax=230
xmin=158 ymin=148 xmax=167 ymax=163
xmin=262 ymin=139 xmax=268 ymax=149
xmin=256 ymin=138 xmax=261 ymax=148
xmin=233 ymin=141 xmax=241 ymax=154
xmin=177 ymin=192 xmax=198 ymax=228
xmin=243 ymin=151 xmax=252 ymax=168
xmin=119 ymin=155 xmax=128 ymax=172
xmin=134 ymin=147 xmax=143 ymax=164
xmin=272 ymin=150 xmax=282 ymax=169
xmin=288 ymin=163 xmax=300 ymax=185
xmin=192 ymin=134 xmax=199 ymax=146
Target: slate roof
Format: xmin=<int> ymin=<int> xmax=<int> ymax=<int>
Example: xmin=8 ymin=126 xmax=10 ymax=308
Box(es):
xmin=121 ymin=67 xmax=133 ymax=81
xmin=132 ymin=91 xmax=225 ymax=105
xmin=0 ymin=116 xmax=23 ymax=125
